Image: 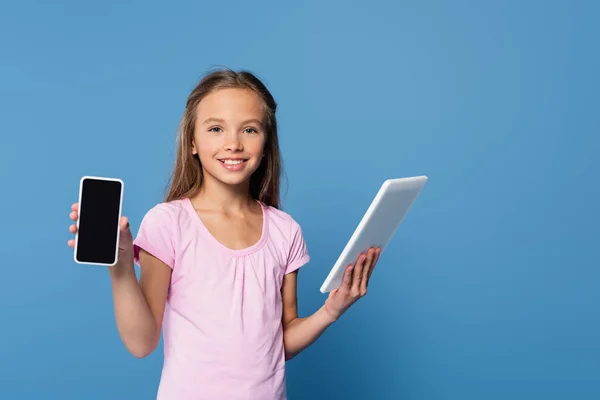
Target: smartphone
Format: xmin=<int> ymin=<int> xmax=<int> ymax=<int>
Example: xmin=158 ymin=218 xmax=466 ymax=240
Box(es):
xmin=74 ymin=176 xmax=124 ymax=266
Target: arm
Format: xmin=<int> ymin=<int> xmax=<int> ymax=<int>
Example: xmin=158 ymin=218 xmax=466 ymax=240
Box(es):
xmin=109 ymin=247 xmax=171 ymax=358
xmin=281 ymin=246 xmax=381 ymax=361
xmin=68 ymin=203 xmax=170 ymax=358
xmin=281 ymin=271 xmax=337 ymax=361
xmin=106 ymin=206 xmax=174 ymax=358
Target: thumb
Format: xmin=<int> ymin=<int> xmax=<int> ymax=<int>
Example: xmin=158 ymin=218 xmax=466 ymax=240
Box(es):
xmin=327 ymin=288 xmax=338 ymax=300
xmin=119 ymin=217 xmax=133 ymax=239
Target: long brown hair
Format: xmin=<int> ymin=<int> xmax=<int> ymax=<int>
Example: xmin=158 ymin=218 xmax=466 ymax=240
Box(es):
xmin=164 ymin=68 xmax=283 ymax=209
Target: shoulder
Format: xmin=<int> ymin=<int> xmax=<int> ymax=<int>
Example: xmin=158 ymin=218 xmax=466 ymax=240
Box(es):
xmin=133 ymin=199 xmax=190 ymax=268
xmin=142 ymin=198 xmax=188 ymax=222
xmin=263 ymin=203 xmax=303 ymax=237
xmin=263 ymin=203 xmax=308 ymax=252
xmin=137 ymin=198 xmax=191 ymax=235
xmin=263 ymin=204 xmax=310 ymax=273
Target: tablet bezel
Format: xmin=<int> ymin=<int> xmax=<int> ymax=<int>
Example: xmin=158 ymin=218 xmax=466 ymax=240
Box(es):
xmin=319 ymin=175 xmax=427 ymax=293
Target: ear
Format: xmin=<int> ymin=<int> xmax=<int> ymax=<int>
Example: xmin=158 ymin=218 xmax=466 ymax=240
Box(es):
xmin=192 ymin=139 xmax=197 ymax=156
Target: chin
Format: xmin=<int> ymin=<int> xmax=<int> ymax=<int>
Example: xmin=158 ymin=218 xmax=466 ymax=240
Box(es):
xmin=217 ymin=174 xmax=252 ymax=186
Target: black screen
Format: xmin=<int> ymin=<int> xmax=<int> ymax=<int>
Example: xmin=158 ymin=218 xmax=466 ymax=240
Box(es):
xmin=76 ymin=178 xmax=122 ymax=265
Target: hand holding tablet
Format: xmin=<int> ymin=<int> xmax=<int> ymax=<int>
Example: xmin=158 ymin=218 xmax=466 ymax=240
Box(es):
xmin=320 ymin=176 xmax=428 ymax=294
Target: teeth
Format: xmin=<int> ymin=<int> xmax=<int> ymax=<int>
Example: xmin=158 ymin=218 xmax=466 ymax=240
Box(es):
xmin=222 ymin=159 xmax=244 ymax=165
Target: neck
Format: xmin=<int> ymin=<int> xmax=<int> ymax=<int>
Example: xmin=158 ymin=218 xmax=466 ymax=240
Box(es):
xmin=192 ymin=174 xmax=255 ymax=212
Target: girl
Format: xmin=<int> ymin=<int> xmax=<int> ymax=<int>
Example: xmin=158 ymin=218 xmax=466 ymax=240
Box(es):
xmin=67 ymin=68 xmax=381 ymax=400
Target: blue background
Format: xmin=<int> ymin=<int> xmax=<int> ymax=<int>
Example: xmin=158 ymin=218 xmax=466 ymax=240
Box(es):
xmin=1 ymin=0 xmax=598 ymax=399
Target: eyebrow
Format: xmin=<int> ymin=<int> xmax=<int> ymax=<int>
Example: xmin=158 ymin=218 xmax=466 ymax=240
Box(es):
xmin=202 ymin=117 xmax=263 ymax=126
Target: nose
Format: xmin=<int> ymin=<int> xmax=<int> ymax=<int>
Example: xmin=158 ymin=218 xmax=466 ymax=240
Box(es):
xmin=223 ymin=132 xmax=243 ymax=152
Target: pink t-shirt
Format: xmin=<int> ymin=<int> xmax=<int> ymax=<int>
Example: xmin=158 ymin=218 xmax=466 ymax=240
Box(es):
xmin=132 ymin=197 xmax=310 ymax=400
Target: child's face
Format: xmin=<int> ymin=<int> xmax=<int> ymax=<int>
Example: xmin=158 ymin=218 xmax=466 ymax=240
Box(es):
xmin=192 ymin=88 xmax=267 ymax=188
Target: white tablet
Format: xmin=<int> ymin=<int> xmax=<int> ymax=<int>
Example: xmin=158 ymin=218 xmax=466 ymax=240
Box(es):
xmin=319 ymin=176 xmax=428 ymax=293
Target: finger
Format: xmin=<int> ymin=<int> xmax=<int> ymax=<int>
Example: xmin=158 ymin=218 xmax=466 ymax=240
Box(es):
xmin=70 ymin=211 xmax=78 ymax=221
xmin=351 ymin=253 xmax=366 ymax=295
xmin=367 ymin=247 xmax=381 ymax=284
xmin=341 ymin=264 xmax=353 ymax=291
xmin=331 ymin=266 xmax=351 ymax=297
xmin=360 ymin=248 xmax=375 ymax=294
xmin=71 ymin=203 xmax=79 ymax=212
xmin=67 ymin=239 xmax=75 ymax=248
xmin=69 ymin=224 xmax=77 ymax=234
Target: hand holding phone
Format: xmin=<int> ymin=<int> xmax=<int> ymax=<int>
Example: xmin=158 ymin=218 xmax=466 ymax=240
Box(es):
xmin=67 ymin=176 xmax=133 ymax=267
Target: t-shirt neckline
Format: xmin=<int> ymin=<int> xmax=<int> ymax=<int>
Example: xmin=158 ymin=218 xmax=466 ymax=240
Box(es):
xmin=183 ymin=197 xmax=269 ymax=257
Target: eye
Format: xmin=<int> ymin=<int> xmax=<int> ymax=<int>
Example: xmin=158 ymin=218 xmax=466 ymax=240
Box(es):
xmin=243 ymin=127 xmax=258 ymax=134
xmin=209 ymin=126 xmax=223 ymax=133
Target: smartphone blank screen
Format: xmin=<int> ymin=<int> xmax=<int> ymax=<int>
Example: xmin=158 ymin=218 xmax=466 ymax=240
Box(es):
xmin=76 ymin=177 xmax=123 ymax=265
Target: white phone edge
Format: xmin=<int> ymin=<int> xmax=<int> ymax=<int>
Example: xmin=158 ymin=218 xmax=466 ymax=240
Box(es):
xmin=73 ymin=175 xmax=124 ymax=267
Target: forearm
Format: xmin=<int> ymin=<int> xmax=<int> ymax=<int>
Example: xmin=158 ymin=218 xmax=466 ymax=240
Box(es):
xmin=283 ymin=305 xmax=337 ymax=360
xmin=108 ymin=263 xmax=159 ymax=357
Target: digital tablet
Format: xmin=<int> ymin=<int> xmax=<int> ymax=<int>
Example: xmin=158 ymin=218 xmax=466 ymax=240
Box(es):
xmin=319 ymin=175 xmax=428 ymax=293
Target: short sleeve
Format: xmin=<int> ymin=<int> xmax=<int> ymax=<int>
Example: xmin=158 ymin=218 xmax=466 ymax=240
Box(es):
xmin=133 ymin=204 xmax=176 ymax=269
xmin=285 ymin=219 xmax=310 ymax=274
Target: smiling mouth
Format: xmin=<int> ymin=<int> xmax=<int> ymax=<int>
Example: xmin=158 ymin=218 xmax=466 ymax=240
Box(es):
xmin=218 ymin=158 xmax=248 ymax=165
